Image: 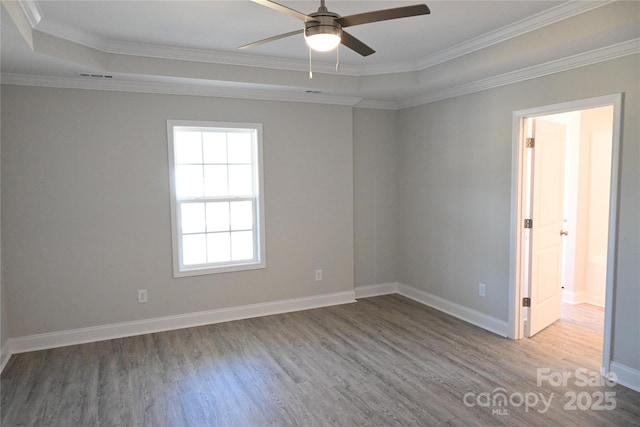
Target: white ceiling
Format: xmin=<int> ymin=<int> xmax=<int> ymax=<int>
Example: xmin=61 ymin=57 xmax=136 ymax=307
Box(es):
xmin=2 ymin=1 xmax=639 ymax=108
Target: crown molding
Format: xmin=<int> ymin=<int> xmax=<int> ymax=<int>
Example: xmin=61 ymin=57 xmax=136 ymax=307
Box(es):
xmin=34 ymin=18 xmax=104 ymax=52
xmin=16 ymin=0 xmax=41 ymax=28
xmin=400 ymin=39 xmax=640 ymax=109
xmin=0 ymin=73 xmax=364 ymax=106
xmin=16 ymin=0 xmax=613 ymax=78
xmin=415 ymin=0 xmax=614 ymax=70
xmin=355 ymin=99 xmax=400 ymax=110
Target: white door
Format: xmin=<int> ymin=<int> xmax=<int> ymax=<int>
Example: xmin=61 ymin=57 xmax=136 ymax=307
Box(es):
xmin=526 ymin=118 xmax=566 ymax=337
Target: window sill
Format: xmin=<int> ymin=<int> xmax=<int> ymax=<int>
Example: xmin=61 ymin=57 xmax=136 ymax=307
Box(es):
xmin=173 ymin=260 xmax=266 ymax=278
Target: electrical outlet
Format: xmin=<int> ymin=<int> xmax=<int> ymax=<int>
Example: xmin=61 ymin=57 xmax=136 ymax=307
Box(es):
xmin=315 ymin=270 xmax=323 ymax=281
xmin=479 ymin=283 xmax=486 ymax=297
xmin=138 ymin=289 xmax=148 ymax=304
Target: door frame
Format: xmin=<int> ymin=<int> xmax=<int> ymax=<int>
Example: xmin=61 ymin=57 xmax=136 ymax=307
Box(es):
xmin=508 ymin=93 xmax=623 ymax=377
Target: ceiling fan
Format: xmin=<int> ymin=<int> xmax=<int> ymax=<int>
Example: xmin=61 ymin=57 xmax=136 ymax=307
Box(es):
xmin=240 ymin=0 xmax=431 ymax=57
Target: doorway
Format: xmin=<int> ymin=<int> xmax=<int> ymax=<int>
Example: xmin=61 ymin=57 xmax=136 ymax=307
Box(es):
xmin=508 ymin=94 xmax=623 ymax=376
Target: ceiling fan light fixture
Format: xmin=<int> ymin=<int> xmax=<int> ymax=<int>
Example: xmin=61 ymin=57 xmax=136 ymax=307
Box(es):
xmin=304 ymin=24 xmax=342 ymax=52
xmin=305 ymin=33 xmax=341 ymax=51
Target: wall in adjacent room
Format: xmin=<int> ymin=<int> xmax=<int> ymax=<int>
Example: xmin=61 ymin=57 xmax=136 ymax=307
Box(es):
xmin=2 ymin=86 xmax=355 ymax=337
xmin=578 ymin=107 xmax=614 ymax=307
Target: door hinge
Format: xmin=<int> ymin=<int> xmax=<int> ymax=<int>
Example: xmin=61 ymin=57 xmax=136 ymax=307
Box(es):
xmin=522 ymin=297 xmax=531 ymax=307
xmin=524 ymin=219 xmax=533 ymax=229
xmin=526 ymin=137 xmax=535 ymax=148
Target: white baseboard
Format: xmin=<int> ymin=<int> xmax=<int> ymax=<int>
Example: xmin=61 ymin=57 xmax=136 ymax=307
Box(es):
xmin=8 ymin=291 xmax=356 ymax=355
xmin=397 ymin=283 xmax=509 ymax=337
xmin=585 ymin=295 xmax=605 ymax=308
xmin=355 ymin=282 xmax=399 ymax=299
xmin=562 ymin=289 xmax=587 ymax=305
xmin=610 ymin=361 xmax=640 ymax=393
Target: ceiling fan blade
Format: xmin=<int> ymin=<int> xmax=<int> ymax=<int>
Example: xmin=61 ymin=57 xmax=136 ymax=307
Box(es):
xmin=251 ymin=0 xmax=316 ymax=22
xmin=239 ymin=29 xmax=302 ymax=50
xmin=340 ymin=31 xmax=375 ymax=57
xmin=337 ymin=4 xmax=430 ymax=28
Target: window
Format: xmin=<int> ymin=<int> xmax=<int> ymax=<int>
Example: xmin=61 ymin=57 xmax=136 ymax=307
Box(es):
xmin=167 ymin=120 xmax=265 ymax=277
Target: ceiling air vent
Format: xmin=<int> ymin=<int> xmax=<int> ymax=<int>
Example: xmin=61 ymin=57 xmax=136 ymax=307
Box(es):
xmin=77 ymin=73 xmax=113 ymax=79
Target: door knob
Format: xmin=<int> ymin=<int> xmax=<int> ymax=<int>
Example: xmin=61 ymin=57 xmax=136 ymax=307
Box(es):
xmin=560 ymin=230 xmax=569 ymax=236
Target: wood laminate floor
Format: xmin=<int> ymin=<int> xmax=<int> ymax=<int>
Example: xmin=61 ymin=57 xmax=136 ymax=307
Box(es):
xmin=2 ymin=295 xmax=639 ymax=426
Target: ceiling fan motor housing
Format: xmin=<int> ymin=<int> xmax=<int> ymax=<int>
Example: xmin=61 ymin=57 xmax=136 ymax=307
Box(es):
xmin=305 ymin=11 xmax=343 ymax=40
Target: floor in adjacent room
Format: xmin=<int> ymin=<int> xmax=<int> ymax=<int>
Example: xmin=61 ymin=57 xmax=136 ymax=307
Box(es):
xmin=2 ymin=295 xmax=639 ymax=426
xmin=561 ymin=301 xmax=605 ymax=336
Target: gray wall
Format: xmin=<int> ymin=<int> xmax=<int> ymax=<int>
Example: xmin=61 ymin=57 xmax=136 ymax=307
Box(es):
xmin=2 ymin=86 xmax=354 ymax=336
xmin=353 ymin=108 xmax=398 ymax=286
xmin=397 ymin=54 xmax=639 ymax=371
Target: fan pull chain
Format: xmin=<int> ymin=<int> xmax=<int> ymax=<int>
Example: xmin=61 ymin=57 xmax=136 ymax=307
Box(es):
xmin=309 ymin=47 xmax=313 ymax=80
xmin=336 ymin=44 xmax=340 ymax=72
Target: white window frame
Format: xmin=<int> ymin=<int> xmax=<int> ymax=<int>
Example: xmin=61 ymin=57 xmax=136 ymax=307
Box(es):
xmin=167 ymin=120 xmax=266 ymax=277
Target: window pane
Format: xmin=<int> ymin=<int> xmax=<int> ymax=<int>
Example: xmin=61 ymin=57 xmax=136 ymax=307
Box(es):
xmin=176 ymin=165 xmax=204 ymax=198
xmin=175 ymin=131 xmax=202 ymax=164
xmin=204 ymin=165 xmax=228 ymax=197
xmin=206 ymin=202 xmax=230 ymax=232
xmin=203 ymin=132 xmax=227 ymax=164
xmin=181 ymin=203 xmax=206 ymax=234
xmin=228 ymin=165 xmax=253 ymax=196
xmin=230 ymin=201 xmax=253 ymax=231
xmin=231 ymin=231 xmax=254 ymax=261
xmin=207 ymin=232 xmax=231 ymax=263
xmin=227 ymin=132 xmax=253 ymax=164
xmin=182 ymin=234 xmax=207 ymax=265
